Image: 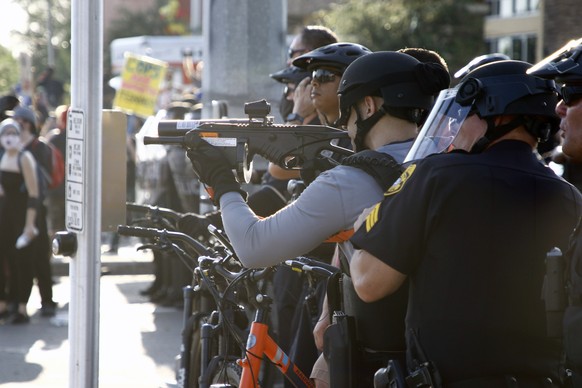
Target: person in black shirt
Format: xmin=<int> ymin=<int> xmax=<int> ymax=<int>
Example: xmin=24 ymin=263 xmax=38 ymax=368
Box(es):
xmin=349 ymin=60 xmax=582 ymax=386
xmin=529 ymin=37 xmax=582 ymax=387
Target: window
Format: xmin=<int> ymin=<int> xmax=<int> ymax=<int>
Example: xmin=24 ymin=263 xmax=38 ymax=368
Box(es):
xmin=489 ymin=0 xmax=501 ymax=16
xmin=487 ymin=35 xmax=537 ymax=62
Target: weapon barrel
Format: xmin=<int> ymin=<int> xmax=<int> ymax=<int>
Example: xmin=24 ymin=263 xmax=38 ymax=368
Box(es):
xmin=143 ymin=135 xmax=185 ymax=145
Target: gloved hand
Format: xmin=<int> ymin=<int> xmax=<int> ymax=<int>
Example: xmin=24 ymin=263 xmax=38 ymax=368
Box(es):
xmin=177 ymin=213 xmax=211 ymax=239
xmin=185 ymin=135 xmax=248 ymax=205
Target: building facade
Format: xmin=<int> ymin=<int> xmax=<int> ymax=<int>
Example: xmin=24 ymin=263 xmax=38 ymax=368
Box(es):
xmin=484 ymin=0 xmax=582 ymax=62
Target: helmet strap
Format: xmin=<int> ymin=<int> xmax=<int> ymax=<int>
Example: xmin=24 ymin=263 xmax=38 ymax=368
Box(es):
xmin=384 ymin=106 xmax=425 ymax=125
xmin=354 ymin=107 xmax=385 ymax=152
xmin=470 ymin=116 xmax=525 ymax=153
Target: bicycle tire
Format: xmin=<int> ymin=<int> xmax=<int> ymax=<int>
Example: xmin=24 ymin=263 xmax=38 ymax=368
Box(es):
xmin=210 ymin=360 xmax=242 ymax=386
xmin=188 ymin=314 xmax=208 ymax=388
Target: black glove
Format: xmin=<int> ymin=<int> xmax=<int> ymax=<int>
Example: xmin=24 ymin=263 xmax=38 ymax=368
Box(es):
xmin=177 ymin=211 xmax=223 ymax=239
xmin=177 ymin=213 xmax=211 ymax=239
xmin=185 ymin=135 xmax=248 ymax=205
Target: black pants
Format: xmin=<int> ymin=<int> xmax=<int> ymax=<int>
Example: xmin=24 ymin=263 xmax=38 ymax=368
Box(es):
xmin=33 ymin=205 xmax=54 ymax=306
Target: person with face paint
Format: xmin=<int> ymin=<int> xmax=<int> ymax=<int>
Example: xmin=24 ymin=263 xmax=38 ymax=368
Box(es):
xmin=0 ymin=119 xmax=40 ymax=324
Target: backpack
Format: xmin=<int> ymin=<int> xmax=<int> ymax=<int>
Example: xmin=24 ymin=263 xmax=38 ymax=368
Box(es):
xmin=30 ymin=137 xmax=65 ymax=190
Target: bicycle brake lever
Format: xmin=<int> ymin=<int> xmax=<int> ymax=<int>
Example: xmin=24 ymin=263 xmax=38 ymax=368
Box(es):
xmin=136 ymin=243 xmax=160 ymax=251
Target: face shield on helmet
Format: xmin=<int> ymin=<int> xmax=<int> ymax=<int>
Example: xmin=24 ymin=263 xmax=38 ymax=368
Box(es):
xmin=406 ymin=60 xmax=561 ymax=162
xmin=404 ymin=87 xmax=473 ymax=162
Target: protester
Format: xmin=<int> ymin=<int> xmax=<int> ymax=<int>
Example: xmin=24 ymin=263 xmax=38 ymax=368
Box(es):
xmin=13 ymin=106 xmax=58 ymax=317
xmin=0 ymin=119 xmax=40 ymax=324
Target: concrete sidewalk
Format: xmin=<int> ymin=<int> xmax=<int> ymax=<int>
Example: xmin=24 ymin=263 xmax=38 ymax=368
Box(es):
xmin=0 ymin=274 xmax=183 ymax=388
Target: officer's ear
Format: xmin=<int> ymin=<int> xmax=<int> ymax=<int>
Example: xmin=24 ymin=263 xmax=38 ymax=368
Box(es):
xmin=362 ymin=95 xmax=381 ymax=118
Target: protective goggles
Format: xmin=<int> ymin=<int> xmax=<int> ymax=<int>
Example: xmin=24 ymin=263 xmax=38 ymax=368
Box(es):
xmin=560 ymin=85 xmax=582 ymax=106
xmin=404 ymin=87 xmax=473 ymax=162
xmin=311 ymin=68 xmax=340 ymax=84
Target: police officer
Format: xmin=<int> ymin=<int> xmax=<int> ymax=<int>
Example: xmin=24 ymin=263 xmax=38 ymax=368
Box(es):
xmin=529 ymin=38 xmax=582 ymax=386
xmin=349 ymin=60 xmax=582 ymax=387
xmin=184 ymin=51 xmax=450 ymax=386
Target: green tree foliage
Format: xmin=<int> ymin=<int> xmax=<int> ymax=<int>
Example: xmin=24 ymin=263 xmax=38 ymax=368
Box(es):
xmin=310 ymin=0 xmax=487 ymax=77
xmin=0 ymin=45 xmax=20 ymax=94
xmin=14 ymin=0 xmax=71 ymax=87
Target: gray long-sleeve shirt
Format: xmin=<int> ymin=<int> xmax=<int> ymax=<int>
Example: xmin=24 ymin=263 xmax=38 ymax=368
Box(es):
xmin=220 ymin=141 xmax=413 ymax=268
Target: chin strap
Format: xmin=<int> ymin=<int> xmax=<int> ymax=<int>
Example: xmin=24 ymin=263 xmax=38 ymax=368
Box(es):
xmin=354 ymin=107 xmax=385 ymax=152
xmin=470 ymin=116 xmax=527 ymax=153
xmin=354 ymin=105 xmax=424 ymax=152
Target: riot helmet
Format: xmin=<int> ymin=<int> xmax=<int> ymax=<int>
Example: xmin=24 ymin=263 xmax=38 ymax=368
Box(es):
xmin=528 ymin=39 xmax=582 ymax=107
xmin=405 ymin=60 xmax=559 ymax=161
xmin=528 ymin=38 xmax=582 ymax=84
xmin=454 ymin=53 xmax=510 ymax=79
xmin=337 ymin=51 xmax=450 ymax=151
xmin=292 ymin=42 xmax=371 ymax=73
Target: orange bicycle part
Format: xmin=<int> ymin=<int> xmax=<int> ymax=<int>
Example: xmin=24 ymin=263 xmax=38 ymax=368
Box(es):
xmin=238 ymin=321 xmax=314 ymax=388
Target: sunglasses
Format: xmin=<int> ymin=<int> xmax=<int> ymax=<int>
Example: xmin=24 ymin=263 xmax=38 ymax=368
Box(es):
xmin=288 ymin=48 xmax=309 ymax=59
xmin=560 ymin=85 xmax=582 ymax=106
xmin=311 ymin=68 xmax=340 ymax=84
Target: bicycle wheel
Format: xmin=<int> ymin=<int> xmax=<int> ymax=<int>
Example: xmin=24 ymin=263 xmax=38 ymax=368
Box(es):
xmin=188 ymin=314 xmax=209 ymax=388
xmin=210 ymin=360 xmax=242 ymax=386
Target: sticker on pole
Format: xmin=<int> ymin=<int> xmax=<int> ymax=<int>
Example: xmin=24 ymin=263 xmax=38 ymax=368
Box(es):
xmin=66 ymin=109 xmax=85 ymax=232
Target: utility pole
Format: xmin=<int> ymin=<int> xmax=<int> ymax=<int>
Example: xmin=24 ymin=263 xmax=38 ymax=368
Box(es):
xmin=67 ymin=0 xmax=102 ymax=386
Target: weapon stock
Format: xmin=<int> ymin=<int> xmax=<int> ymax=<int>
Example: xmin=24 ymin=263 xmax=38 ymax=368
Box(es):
xmin=144 ymin=100 xmax=353 ymax=183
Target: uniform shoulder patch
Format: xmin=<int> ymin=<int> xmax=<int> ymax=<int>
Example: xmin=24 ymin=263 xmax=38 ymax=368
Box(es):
xmin=384 ymin=163 xmax=416 ymax=196
xmin=365 ymin=202 xmax=381 ymax=232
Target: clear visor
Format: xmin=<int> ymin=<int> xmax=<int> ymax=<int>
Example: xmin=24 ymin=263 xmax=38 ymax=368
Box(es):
xmin=404 ymin=88 xmax=472 ymax=162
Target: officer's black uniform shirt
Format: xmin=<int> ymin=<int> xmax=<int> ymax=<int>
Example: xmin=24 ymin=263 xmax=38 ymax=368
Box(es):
xmin=351 ymin=140 xmax=582 ymax=383
xmin=564 ymin=217 xmax=582 ymax=382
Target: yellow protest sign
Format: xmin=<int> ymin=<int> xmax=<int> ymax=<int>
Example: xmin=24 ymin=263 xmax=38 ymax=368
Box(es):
xmin=113 ymin=53 xmax=168 ymax=118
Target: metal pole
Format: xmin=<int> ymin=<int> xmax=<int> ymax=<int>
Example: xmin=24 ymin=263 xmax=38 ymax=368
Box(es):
xmin=68 ymin=0 xmax=102 ymax=386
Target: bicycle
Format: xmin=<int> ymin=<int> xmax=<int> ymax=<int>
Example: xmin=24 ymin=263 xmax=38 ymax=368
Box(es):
xmin=117 ymin=223 xmax=339 ymax=388
xmin=235 ymin=257 xmax=338 ymax=388
xmin=117 ymin=224 xmax=256 ymax=388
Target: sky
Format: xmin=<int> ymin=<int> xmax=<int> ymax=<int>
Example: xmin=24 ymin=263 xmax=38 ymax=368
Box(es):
xmin=0 ymin=1 xmax=28 ymax=55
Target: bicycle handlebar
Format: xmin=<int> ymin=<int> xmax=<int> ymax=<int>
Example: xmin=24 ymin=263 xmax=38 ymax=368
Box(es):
xmin=285 ymin=256 xmax=339 ymax=278
xmin=117 ymin=225 xmax=213 ymax=257
xmin=125 ymin=202 xmax=183 ymax=224
xmin=198 ymin=255 xmax=272 ymax=283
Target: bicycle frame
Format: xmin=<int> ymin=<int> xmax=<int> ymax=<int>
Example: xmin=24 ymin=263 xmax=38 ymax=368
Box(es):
xmin=238 ymin=296 xmax=314 ymax=388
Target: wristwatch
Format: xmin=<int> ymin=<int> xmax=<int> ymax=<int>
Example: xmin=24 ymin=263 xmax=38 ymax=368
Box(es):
xmin=286 ymin=113 xmax=304 ymax=123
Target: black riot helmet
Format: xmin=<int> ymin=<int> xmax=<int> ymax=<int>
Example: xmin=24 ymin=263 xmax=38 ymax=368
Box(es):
xmin=405 ymin=60 xmax=560 ymax=160
xmin=292 ymin=42 xmax=371 ymax=73
xmin=528 ymin=38 xmax=582 ymax=84
xmin=457 ymin=60 xmax=558 ymax=120
xmin=337 ymin=51 xmax=450 ymax=151
xmin=453 ymin=53 xmax=510 ymax=79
